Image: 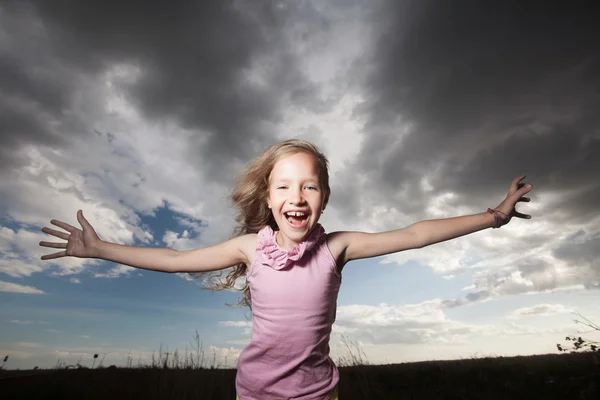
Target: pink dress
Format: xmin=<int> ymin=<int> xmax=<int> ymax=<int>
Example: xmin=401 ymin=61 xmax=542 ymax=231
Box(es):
xmin=235 ymin=224 xmax=341 ymax=399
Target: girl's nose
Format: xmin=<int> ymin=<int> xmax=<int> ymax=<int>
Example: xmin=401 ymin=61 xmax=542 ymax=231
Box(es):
xmin=290 ymin=188 xmax=305 ymax=204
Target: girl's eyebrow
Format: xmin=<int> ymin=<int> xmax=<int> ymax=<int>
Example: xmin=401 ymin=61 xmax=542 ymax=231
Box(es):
xmin=272 ymin=178 xmax=320 ymax=184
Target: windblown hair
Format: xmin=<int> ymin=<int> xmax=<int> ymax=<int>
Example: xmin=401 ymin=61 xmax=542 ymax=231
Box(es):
xmin=214 ymin=139 xmax=331 ymax=307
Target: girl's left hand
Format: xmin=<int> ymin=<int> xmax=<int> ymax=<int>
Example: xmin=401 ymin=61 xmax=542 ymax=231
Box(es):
xmin=493 ymin=175 xmax=533 ymax=226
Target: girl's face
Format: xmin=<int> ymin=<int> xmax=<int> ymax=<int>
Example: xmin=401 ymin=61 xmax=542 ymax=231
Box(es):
xmin=267 ymin=152 xmax=325 ymax=248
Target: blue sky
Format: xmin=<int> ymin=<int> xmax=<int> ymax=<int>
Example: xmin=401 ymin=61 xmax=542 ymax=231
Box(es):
xmin=1 ymin=0 xmax=599 ymax=369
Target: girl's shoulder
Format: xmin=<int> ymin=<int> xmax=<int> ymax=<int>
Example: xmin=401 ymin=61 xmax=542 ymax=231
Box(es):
xmin=325 ymin=231 xmax=350 ymax=268
xmin=232 ymin=233 xmax=258 ymax=267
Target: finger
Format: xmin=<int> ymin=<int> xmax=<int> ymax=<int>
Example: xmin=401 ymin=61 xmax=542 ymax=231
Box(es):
xmin=41 ymin=251 xmax=67 ymax=260
xmin=513 ymin=211 xmax=531 ymax=219
xmin=39 ymin=241 xmax=67 ymax=249
xmin=513 ymin=175 xmax=526 ymax=185
xmin=50 ymin=219 xmax=77 ymax=233
xmin=508 ymin=175 xmax=525 ymax=193
xmin=517 ymin=182 xmax=533 ymax=196
xmin=77 ymin=209 xmax=93 ymax=231
xmin=41 ymin=227 xmax=70 ymax=240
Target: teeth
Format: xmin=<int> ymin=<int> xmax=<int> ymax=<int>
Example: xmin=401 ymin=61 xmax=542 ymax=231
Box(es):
xmin=286 ymin=211 xmax=306 ymax=217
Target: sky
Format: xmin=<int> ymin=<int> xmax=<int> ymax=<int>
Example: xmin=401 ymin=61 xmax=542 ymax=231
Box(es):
xmin=1 ymin=0 xmax=599 ymax=370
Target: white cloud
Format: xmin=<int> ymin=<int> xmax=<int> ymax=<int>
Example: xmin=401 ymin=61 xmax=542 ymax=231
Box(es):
xmin=15 ymin=342 xmax=42 ymax=348
xmin=333 ymin=301 xmax=563 ymax=348
xmin=0 ymin=280 xmax=45 ymax=294
xmin=225 ymin=338 xmax=252 ymax=346
xmin=1 ymin=62 xmax=240 ymax=284
xmin=0 ymin=227 xmax=44 ymax=277
xmin=219 ymin=320 xmax=253 ymax=338
xmin=219 ymin=321 xmax=252 ymax=328
xmin=508 ymin=304 xmax=574 ymax=319
xmin=337 ymin=301 xmax=446 ymax=328
xmin=2 ymin=341 xmax=243 ymax=370
xmin=334 ymin=301 xmax=469 ymax=346
xmin=0 ymin=258 xmax=44 ymax=278
xmin=0 ymin=349 xmax=36 ymax=360
xmin=163 ymin=230 xmax=196 ymax=250
xmin=93 ymin=264 xmax=136 ymax=279
xmin=0 ymin=209 xmax=103 ymax=278
xmin=207 ymin=345 xmax=242 ymax=367
xmin=379 ymin=203 xmax=600 ymax=305
xmin=9 ymin=319 xmax=35 ymax=324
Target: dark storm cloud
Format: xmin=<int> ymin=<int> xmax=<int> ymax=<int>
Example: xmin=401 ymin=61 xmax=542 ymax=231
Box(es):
xmin=553 ymin=231 xmax=600 ymax=288
xmin=0 ymin=0 xmax=329 ymax=178
xmin=435 ymin=129 xmax=600 ymax=222
xmin=334 ymin=0 xmax=600 ymax=220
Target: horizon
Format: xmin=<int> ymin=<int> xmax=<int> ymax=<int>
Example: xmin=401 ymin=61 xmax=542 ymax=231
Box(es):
xmin=1 ymin=0 xmax=599 ymax=370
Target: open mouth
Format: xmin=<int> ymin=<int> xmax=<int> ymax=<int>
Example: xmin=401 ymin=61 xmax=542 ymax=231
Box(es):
xmin=284 ymin=211 xmax=309 ymax=227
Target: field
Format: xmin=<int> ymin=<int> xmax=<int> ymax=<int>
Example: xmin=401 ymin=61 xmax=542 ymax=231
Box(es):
xmin=1 ymin=352 xmax=598 ymax=399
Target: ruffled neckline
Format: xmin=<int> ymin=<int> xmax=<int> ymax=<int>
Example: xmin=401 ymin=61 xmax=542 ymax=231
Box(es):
xmin=257 ymin=224 xmax=325 ymax=270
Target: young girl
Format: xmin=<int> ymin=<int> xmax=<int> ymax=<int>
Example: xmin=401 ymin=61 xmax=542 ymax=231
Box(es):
xmin=40 ymin=139 xmax=533 ymax=400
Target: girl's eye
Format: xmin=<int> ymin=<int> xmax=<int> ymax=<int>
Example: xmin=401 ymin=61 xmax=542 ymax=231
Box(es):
xmin=277 ymin=186 xmax=288 ymax=190
xmin=305 ymin=186 xmax=318 ymax=191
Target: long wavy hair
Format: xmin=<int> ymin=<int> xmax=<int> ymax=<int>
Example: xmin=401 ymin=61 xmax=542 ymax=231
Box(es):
xmin=213 ymin=139 xmax=331 ymax=308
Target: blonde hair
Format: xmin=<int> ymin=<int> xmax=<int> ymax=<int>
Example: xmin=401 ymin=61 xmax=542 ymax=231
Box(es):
xmin=212 ymin=139 xmax=331 ymax=307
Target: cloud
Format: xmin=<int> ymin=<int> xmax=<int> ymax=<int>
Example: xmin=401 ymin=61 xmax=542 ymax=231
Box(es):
xmin=0 ymin=349 xmax=36 ymax=360
xmin=0 ymin=280 xmax=45 ymax=294
xmin=2 ymin=341 xmax=242 ymax=369
xmin=219 ymin=321 xmax=252 ymax=328
xmin=553 ymin=230 xmax=600 ymax=279
xmin=0 ymin=221 xmax=103 ymax=278
xmin=15 ymin=342 xmax=42 ymax=348
xmin=0 ymin=258 xmax=44 ymax=279
xmin=219 ymin=320 xmax=252 ymax=338
xmin=325 ymin=0 xmax=600 ymax=302
xmin=508 ymin=304 xmax=574 ymax=319
xmin=1 ymin=1 xmax=599 ymax=372
xmin=93 ymin=265 xmax=136 ymax=279
xmin=207 ymin=345 xmax=242 ymax=366
xmin=1 ymin=0 xmax=335 ymax=177
xmin=333 ymin=300 xmax=560 ymax=347
xmin=334 ymin=301 xmax=469 ymax=345
xmin=225 ymin=338 xmax=252 ymax=346
xmin=0 ymin=0 xmax=350 ymax=286
xmin=440 ymin=220 xmax=600 ymax=307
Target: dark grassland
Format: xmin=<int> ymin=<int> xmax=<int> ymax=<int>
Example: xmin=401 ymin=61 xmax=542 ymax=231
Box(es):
xmin=1 ymin=353 xmax=598 ymax=400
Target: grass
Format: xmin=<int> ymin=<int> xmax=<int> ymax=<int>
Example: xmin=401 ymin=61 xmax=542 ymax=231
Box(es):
xmin=3 ymin=323 xmax=599 ymax=399
xmin=1 ymin=352 xmax=598 ymax=399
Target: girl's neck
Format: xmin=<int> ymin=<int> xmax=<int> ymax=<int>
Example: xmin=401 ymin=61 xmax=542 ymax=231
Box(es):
xmin=275 ymin=231 xmax=300 ymax=250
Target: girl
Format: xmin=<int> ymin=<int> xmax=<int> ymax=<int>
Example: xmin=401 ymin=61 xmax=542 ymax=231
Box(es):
xmin=40 ymin=139 xmax=533 ymax=400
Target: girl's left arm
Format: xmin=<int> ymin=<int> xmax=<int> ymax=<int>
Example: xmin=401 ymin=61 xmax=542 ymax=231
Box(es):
xmin=331 ymin=176 xmax=533 ymax=264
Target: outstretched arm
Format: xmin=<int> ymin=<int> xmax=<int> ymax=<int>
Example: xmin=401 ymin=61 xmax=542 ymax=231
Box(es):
xmin=330 ymin=176 xmax=532 ymax=264
xmin=40 ymin=210 xmax=253 ymax=273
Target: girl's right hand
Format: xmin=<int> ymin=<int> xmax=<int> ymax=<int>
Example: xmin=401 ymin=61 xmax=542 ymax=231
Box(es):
xmin=40 ymin=210 xmax=101 ymax=260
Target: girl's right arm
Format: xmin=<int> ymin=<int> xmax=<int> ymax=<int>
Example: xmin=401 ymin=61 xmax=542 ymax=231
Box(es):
xmin=39 ymin=210 xmax=254 ymax=273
